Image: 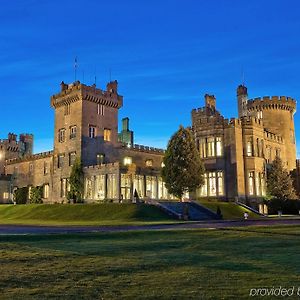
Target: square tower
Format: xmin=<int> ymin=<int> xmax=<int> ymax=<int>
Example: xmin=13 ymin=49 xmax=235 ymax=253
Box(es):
xmin=50 ymin=80 xmax=123 ymax=168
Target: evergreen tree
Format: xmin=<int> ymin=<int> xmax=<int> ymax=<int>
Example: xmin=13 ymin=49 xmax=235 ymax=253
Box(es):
xmin=267 ymin=156 xmax=297 ymax=200
xmin=68 ymin=157 xmax=84 ymax=203
xmin=30 ymin=186 xmax=43 ymax=203
xmin=162 ymin=126 xmax=205 ymax=199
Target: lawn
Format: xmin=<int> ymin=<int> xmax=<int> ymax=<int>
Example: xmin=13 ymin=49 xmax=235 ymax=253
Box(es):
xmin=198 ymin=200 xmax=261 ymax=220
xmin=0 ymin=204 xmax=176 ymax=226
xmin=0 ymin=226 xmax=300 ymax=299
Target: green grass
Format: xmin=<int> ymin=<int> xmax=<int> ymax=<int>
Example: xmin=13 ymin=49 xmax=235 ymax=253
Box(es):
xmin=0 ymin=204 xmax=176 ymax=226
xmin=0 ymin=225 xmax=300 ymax=299
xmin=198 ymin=200 xmax=261 ymax=220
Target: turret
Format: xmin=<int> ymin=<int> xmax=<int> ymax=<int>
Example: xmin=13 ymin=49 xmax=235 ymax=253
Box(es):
xmin=237 ymin=84 xmax=248 ymax=118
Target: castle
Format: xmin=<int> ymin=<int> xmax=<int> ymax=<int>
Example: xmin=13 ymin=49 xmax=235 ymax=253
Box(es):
xmin=0 ymin=80 xmax=299 ymax=207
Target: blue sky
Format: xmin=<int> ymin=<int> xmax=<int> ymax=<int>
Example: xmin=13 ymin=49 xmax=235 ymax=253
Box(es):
xmin=0 ymin=0 xmax=299 ymax=157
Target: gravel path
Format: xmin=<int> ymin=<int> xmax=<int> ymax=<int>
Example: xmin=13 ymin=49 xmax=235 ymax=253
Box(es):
xmin=1 ymin=218 xmax=300 ymax=235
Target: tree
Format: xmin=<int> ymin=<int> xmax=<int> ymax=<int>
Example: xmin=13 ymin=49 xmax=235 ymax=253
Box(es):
xmin=14 ymin=187 xmax=28 ymax=204
xmin=267 ymin=156 xmax=297 ymax=200
xmin=161 ymin=126 xmax=205 ymax=200
xmin=67 ymin=157 xmax=84 ymax=203
xmin=30 ymin=186 xmax=43 ymax=204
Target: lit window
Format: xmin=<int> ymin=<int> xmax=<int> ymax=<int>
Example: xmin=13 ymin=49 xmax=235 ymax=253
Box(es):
xmin=200 ymin=174 xmax=208 ymax=196
xmin=124 ymin=156 xmax=132 ymax=166
xmin=89 ymin=126 xmax=96 ymax=138
xmin=199 ymin=138 xmax=206 ymax=158
xmin=97 ymin=153 xmax=105 ymax=165
xmin=58 ymin=129 xmax=65 ymax=143
xmin=161 ymin=162 xmax=165 ymax=168
xmin=104 ymin=129 xmax=111 ymax=141
xmin=208 ymin=172 xmax=216 ymax=196
xmin=261 ymin=173 xmax=266 ymax=196
xmin=246 ymin=140 xmax=252 ymax=156
xmin=248 ymin=172 xmax=254 ymax=195
xmin=145 ymin=159 xmax=153 ymax=167
xmin=217 ymin=171 xmax=224 ymax=196
xmin=216 ymin=137 xmax=223 ymax=157
xmin=3 ymin=192 xmax=9 ymax=200
xmin=58 ymin=154 xmax=64 ymax=168
xmin=43 ymin=184 xmax=49 ymax=199
xmin=207 ymin=137 xmax=215 ymax=157
xmin=69 ymin=152 xmax=76 ymax=166
xmin=97 ymin=104 xmax=104 ymax=115
xmin=255 ymin=173 xmax=261 ymax=196
xmin=70 ymin=126 xmax=77 ymax=139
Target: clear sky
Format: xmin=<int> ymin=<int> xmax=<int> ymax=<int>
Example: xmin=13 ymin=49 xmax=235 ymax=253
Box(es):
xmin=0 ymin=0 xmax=299 ymax=157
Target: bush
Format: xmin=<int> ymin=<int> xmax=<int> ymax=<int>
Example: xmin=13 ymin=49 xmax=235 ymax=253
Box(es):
xmin=14 ymin=187 xmax=29 ymax=204
xmin=267 ymin=198 xmax=300 ymax=215
xmin=30 ymin=186 xmax=43 ymax=204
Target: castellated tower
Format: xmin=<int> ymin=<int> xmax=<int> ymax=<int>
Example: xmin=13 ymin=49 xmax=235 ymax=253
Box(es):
xmin=50 ymin=80 xmax=123 ymax=168
xmin=237 ymin=84 xmax=248 ymax=118
xmin=247 ymin=96 xmax=297 ymax=171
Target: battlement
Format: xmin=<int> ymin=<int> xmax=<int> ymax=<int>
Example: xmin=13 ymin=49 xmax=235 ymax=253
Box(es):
xmin=264 ymin=130 xmax=283 ymax=143
xmin=120 ymin=143 xmax=165 ymax=154
xmin=6 ymin=150 xmax=53 ymax=165
xmin=240 ymin=116 xmax=263 ymax=127
xmin=247 ymin=96 xmax=296 ymax=112
xmin=51 ymin=80 xmax=123 ymax=109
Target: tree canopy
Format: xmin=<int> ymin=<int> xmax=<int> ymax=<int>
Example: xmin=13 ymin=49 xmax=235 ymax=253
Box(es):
xmin=267 ymin=156 xmax=297 ymax=200
xmin=161 ymin=126 xmax=205 ymax=199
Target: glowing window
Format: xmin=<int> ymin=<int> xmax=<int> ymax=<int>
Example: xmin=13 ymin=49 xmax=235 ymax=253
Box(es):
xmin=216 ymin=137 xmax=223 ymax=157
xmin=104 ymin=129 xmax=111 ymax=141
xmin=217 ymin=171 xmax=224 ymax=196
xmin=145 ymin=159 xmax=153 ymax=167
xmin=124 ymin=156 xmax=132 ymax=166
xmin=207 ymin=137 xmax=215 ymax=157
xmin=248 ymin=172 xmax=255 ymax=196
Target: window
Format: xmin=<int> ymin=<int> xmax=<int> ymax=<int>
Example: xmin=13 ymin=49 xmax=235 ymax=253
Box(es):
xmin=248 ymin=172 xmax=255 ymax=196
xmin=145 ymin=159 xmax=153 ymax=167
xmin=199 ymin=138 xmax=206 ymax=158
xmin=255 ymin=173 xmax=261 ymax=196
xmin=96 ymin=153 xmax=105 ymax=165
xmin=29 ymin=163 xmax=33 ymax=174
xmin=200 ymin=174 xmax=208 ymax=196
xmin=58 ymin=154 xmax=64 ymax=168
xmin=97 ymin=104 xmax=104 ymax=115
xmin=89 ymin=126 xmax=96 ymax=138
xmin=104 ymin=128 xmax=111 ymax=141
xmin=246 ymin=140 xmax=253 ymax=156
xmin=58 ymin=129 xmax=65 ymax=143
xmin=216 ymin=137 xmax=223 ymax=157
xmin=70 ymin=126 xmax=77 ymax=139
xmin=61 ymin=179 xmax=67 ymax=198
xmin=207 ymin=137 xmax=215 ymax=157
xmin=276 ymin=148 xmax=281 ymax=158
xmin=43 ymin=184 xmax=49 ymax=199
xmin=69 ymin=152 xmax=76 ymax=166
xmin=3 ymin=192 xmax=9 ymax=200
xmin=124 ymin=156 xmax=132 ymax=166
xmin=261 ymin=173 xmax=266 ymax=196
xmin=161 ymin=162 xmax=165 ymax=168
xmin=208 ymin=172 xmax=216 ymax=196
xmin=44 ymin=162 xmax=49 ymax=175
xmin=217 ymin=171 xmax=224 ymax=196
xmin=64 ymin=104 xmax=70 ymax=115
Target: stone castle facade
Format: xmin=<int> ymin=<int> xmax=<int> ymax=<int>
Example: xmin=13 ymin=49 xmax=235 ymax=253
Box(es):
xmin=0 ymin=80 xmax=299 ymax=205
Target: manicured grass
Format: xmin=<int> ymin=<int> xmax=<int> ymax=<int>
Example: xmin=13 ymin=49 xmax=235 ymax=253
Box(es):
xmin=0 ymin=226 xmax=300 ymax=299
xmin=198 ymin=200 xmax=260 ymax=220
xmin=0 ymin=204 xmax=176 ymax=226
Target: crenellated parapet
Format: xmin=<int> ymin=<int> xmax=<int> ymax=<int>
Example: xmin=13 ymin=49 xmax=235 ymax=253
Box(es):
xmin=120 ymin=143 xmax=165 ymax=154
xmin=240 ymin=116 xmax=264 ymax=127
xmin=51 ymin=80 xmax=123 ymax=109
xmin=264 ymin=130 xmax=284 ymax=144
xmin=6 ymin=150 xmax=53 ymax=165
xmin=247 ymin=96 xmax=296 ymax=113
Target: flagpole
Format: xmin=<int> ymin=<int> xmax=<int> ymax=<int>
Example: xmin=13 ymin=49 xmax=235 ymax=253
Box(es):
xmin=74 ymin=57 xmax=78 ymax=81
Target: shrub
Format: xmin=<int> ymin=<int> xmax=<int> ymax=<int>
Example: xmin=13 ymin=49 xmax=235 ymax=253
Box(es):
xmin=14 ymin=187 xmax=29 ymax=204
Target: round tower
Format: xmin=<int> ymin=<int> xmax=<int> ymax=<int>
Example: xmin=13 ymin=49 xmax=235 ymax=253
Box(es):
xmin=247 ymin=96 xmax=297 ymax=171
xmin=237 ymin=84 xmax=248 ymax=118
